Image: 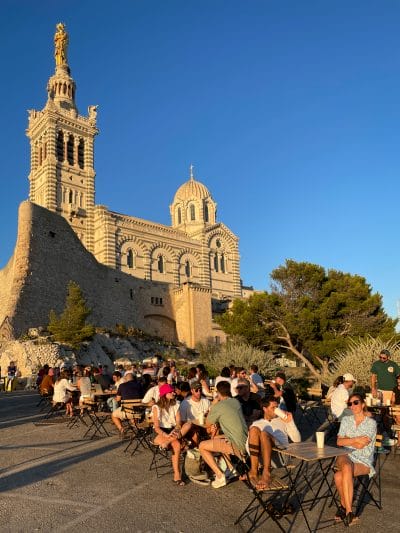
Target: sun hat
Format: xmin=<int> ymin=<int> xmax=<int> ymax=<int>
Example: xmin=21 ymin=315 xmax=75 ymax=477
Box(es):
xmin=159 ymin=384 xmax=175 ymax=397
xmin=343 ymin=373 xmax=357 ymax=383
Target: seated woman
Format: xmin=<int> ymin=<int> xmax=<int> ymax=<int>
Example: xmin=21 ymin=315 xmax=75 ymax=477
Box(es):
xmin=152 ymin=384 xmax=190 ymax=486
xmin=39 ymin=367 xmax=54 ymax=395
xmin=77 ymin=369 xmax=92 ymax=407
xmin=334 ymin=393 xmax=377 ymax=526
xmin=52 ymin=371 xmax=77 ymax=417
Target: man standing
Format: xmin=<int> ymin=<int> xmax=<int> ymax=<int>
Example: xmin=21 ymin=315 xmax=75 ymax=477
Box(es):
xmin=267 ymin=372 xmax=297 ymax=414
xmin=199 ymin=381 xmax=248 ymax=489
xmin=371 ymin=349 xmax=400 ymax=404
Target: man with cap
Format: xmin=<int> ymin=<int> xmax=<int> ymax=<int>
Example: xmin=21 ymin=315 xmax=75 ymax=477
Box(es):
xmin=331 ymin=373 xmax=356 ymax=420
xmin=371 ymin=349 xmax=400 ymax=405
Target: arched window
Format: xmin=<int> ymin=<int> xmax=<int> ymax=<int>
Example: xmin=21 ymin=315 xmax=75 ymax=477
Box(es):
xmin=220 ymin=253 xmax=225 ymax=273
xmin=177 ymin=207 xmax=182 ymax=224
xmin=127 ymin=249 xmax=134 ymax=269
xmin=214 ymin=254 xmax=219 ymax=272
xmin=78 ymin=139 xmax=84 ymax=169
xmin=157 ymin=255 xmax=164 ymax=274
xmin=185 ymin=260 xmax=191 ymax=278
xmin=204 ymin=203 xmax=209 ymax=222
xmin=190 ymin=204 xmax=196 ymax=221
xmin=67 ymin=135 xmax=74 ymax=165
xmin=56 ymin=131 xmax=64 ymax=162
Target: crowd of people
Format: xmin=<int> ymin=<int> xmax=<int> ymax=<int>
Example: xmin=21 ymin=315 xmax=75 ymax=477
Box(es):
xmin=25 ymin=349 xmax=400 ymax=525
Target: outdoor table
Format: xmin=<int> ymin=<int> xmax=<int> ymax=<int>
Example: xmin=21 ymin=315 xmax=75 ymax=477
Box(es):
xmin=275 ymin=441 xmax=350 ymax=532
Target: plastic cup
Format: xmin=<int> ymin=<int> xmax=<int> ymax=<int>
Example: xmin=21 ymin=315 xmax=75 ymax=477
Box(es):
xmin=198 ymin=413 xmax=205 ymax=425
xmin=316 ymin=431 xmax=325 ymax=448
xmin=274 ymin=407 xmax=288 ymax=421
xmin=366 ymin=396 xmax=372 ymax=407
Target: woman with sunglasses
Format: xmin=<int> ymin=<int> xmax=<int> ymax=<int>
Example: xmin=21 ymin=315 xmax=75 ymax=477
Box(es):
xmin=334 ymin=393 xmax=377 ymax=527
xmin=152 ymin=384 xmax=190 ymax=486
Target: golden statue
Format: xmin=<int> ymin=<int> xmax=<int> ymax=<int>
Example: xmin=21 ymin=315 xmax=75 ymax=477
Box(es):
xmin=54 ymin=22 xmax=68 ymax=66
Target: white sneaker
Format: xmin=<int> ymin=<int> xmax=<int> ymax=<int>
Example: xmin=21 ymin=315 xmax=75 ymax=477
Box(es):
xmin=211 ymin=475 xmax=227 ymax=489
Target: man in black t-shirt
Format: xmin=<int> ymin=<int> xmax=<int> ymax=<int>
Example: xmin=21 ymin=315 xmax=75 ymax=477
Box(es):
xmin=111 ymin=374 xmax=144 ymax=434
xmin=235 ymin=378 xmax=262 ymax=426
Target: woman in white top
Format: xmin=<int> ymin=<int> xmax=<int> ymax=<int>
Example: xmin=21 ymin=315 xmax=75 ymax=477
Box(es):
xmin=77 ymin=369 xmax=92 ymax=406
xmin=52 ymin=371 xmax=76 ymax=416
xmin=152 ymin=384 xmax=189 ymax=486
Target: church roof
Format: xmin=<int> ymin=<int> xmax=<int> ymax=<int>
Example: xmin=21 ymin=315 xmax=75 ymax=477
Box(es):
xmin=173 ymin=177 xmax=211 ymax=203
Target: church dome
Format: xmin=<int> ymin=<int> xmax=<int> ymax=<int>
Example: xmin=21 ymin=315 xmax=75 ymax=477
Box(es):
xmin=173 ymin=176 xmax=212 ymax=203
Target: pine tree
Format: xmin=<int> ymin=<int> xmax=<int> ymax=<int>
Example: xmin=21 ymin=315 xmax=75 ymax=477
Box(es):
xmin=48 ymin=281 xmax=95 ymax=348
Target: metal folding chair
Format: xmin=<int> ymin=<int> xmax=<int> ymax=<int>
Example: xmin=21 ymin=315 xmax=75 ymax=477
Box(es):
xmin=232 ymin=454 xmax=292 ymax=533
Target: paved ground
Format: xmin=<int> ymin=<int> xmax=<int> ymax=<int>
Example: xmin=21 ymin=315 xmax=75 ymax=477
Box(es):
xmin=0 ymin=391 xmax=399 ymax=533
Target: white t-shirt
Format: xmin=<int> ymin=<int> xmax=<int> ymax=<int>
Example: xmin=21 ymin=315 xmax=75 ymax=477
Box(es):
xmin=331 ymin=384 xmax=349 ymax=419
xmin=152 ymin=402 xmax=180 ymax=428
xmin=231 ymin=377 xmax=239 ymax=397
xmin=142 ymin=385 xmax=160 ymax=404
xmin=246 ymin=416 xmax=301 ymax=452
xmin=179 ymin=396 xmax=210 ymax=421
xmin=53 ymin=379 xmax=76 ymax=403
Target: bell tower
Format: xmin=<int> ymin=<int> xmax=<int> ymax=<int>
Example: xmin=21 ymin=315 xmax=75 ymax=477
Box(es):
xmin=26 ymin=23 xmax=98 ymax=253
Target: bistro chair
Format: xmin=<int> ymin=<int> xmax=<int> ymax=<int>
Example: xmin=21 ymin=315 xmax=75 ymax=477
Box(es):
xmin=233 ymin=454 xmax=292 ymax=533
xmin=354 ymin=434 xmax=385 ymax=516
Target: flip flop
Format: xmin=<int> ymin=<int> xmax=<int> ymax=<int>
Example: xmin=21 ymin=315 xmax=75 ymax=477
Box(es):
xmin=173 ymin=479 xmax=185 ymax=486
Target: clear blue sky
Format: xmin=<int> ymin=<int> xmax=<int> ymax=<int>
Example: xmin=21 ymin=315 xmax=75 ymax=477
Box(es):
xmin=1 ymin=1 xmax=399 ymax=318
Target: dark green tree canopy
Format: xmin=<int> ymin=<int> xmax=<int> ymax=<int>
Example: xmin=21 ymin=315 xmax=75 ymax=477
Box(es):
xmin=48 ymin=281 xmax=95 ymax=349
xmin=216 ymin=260 xmax=398 ymax=378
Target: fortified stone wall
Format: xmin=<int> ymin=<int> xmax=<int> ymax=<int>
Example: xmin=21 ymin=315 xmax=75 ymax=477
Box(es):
xmin=0 ymin=201 xmax=177 ymax=341
xmin=0 ymin=201 xmax=222 ymax=347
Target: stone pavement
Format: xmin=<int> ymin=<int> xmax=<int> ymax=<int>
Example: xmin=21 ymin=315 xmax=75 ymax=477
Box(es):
xmin=0 ymin=391 xmax=399 ymax=533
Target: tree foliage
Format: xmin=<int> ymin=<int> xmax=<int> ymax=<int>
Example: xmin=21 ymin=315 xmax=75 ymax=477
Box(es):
xmin=48 ymin=281 xmax=95 ymax=349
xmin=216 ymin=260 xmax=398 ymax=379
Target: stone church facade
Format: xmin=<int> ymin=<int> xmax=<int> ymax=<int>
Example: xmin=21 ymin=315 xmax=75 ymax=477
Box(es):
xmin=0 ymin=24 xmax=243 ymax=348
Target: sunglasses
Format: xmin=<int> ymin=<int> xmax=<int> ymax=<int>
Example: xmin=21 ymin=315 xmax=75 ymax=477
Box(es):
xmin=347 ymin=400 xmax=361 ymax=407
xmin=192 ymin=388 xmax=201 ymax=392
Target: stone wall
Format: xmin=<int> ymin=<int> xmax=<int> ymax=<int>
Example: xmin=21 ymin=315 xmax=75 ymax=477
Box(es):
xmin=0 ymin=201 xmax=218 ymax=347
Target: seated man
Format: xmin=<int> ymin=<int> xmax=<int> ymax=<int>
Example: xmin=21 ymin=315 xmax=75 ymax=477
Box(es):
xmin=111 ymin=373 xmax=144 ymax=435
xmin=199 ymin=380 xmax=248 ymax=489
xmin=247 ymin=395 xmax=301 ymax=489
xmin=179 ymin=381 xmax=211 ymax=445
xmin=235 ymin=378 xmax=262 ymax=426
xmin=141 ymin=376 xmax=167 ymax=405
xmin=175 ymin=381 xmax=191 ymax=402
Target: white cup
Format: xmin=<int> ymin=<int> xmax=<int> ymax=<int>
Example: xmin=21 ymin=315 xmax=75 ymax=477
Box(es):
xmin=366 ymin=396 xmax=372 ymax=407
xmin=274 ymin=407 xmax=288 ymax=421
xmin=316 ymin=431 xmax=325 ymax=448
xmin=386 ymin=399 xmax=391 ymax=406
xmin=198 ymin=413 xmax=205 ymax=425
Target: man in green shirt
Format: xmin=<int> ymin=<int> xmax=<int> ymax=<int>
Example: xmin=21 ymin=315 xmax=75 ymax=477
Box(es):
xmin=199 ymin=380 xmax=248 ymax=489
xmin=371 ymin=349 xmax=400 ymax=405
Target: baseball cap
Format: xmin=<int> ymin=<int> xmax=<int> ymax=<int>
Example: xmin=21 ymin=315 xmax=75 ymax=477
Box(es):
xmin=343 ymin=373 xmax=357 ymax=383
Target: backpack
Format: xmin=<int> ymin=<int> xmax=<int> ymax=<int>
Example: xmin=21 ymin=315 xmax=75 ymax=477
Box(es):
xmin=183 ymin=448 xmax=210 ymax=485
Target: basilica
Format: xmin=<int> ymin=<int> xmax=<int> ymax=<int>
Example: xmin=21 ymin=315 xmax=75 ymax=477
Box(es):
xmin=0 ymin=24 xmax=244 ymax=348
xmin=27 ymin=23 xmax=241 ymax=301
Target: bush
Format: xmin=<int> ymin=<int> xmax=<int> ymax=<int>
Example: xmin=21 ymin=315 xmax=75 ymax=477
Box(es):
xmin=325 ymin=336 xmax=400 ymax=387
xmin=195 ymin=340 xmax=277 ymax=377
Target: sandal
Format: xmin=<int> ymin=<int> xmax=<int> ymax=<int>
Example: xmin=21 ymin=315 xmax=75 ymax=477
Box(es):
xmin=334 ymin=505 xmax=346 ymax=522
xmin=173 ymin=479 xmax=185 ymax=486
xmin=343 ymin=512 xmax=359 ymax=527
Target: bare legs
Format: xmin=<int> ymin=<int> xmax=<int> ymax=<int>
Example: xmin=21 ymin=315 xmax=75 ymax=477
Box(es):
xmin=199 ymin=436 xmax=234 ymax=481
xmin=248 ymin=426 xmax=273 ymax=489
xmin=154 ymin=432 xmax=183 ymax=482
xmin=334 ymin=456 xmax=370 ymax=517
